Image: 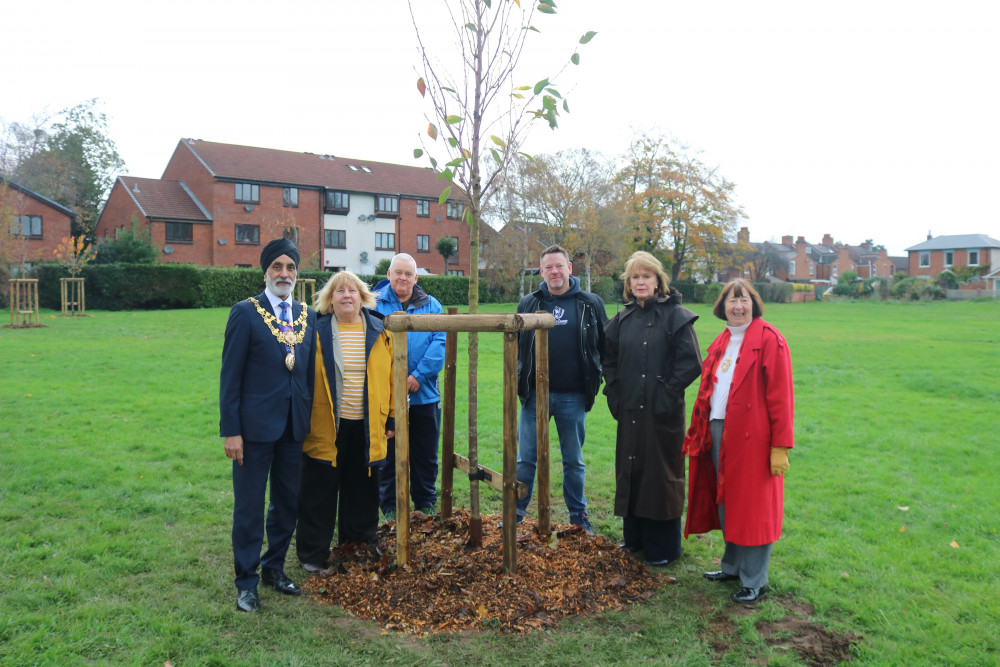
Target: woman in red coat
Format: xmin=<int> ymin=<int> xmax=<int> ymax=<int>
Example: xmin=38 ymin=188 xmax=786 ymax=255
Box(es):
xmin=682 ymin=279 xmax=794 ymax=604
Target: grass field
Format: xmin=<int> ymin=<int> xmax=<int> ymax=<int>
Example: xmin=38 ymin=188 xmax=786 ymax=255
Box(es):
xmin=1 ymin=299 xmax=998 ymax=665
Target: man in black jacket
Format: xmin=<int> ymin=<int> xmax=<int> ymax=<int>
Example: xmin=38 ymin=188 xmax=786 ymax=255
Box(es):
xmin=515 ymin=245 xmax=607 ymax=532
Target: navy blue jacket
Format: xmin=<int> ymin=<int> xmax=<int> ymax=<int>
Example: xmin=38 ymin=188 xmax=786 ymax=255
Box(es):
xmin=219 ymin=291 xmax=316 ymax=442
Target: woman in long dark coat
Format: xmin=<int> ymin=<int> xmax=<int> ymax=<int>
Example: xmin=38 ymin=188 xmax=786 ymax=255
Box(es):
xmin=603 ymin=251 xmax=702 ymax=566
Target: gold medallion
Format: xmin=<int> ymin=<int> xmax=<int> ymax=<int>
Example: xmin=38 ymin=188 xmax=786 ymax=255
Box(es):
xmin=285 ymin=352 xmax=296 ymax=371
xmin=284 ymin=331 xmax=296 ymax=345
xmin=720 ymin=358 xmax=732 ymax=373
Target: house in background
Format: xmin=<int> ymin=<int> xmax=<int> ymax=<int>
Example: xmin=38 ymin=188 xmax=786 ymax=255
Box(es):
xmin=904 ymin=233 xmax=1000 ymax=284
xmin=732 ymin=227 xmax=900 ymax=285
xmin=1 ymin=177 xmax=76 ymax=269
xmin=96 ymin=139 xmax=471 ymax=275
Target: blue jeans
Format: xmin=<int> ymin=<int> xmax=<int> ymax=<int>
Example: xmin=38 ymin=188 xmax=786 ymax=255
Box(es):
xmin=516 ymin=392 xmax=587 ymax=518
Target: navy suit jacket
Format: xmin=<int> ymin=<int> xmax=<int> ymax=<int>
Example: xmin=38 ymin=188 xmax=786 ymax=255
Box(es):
xmin=219 ymin=291 xmax=316 ymax=442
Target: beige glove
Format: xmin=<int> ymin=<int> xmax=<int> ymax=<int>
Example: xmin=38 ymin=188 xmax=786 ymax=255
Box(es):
xmin=770 ymin=447 xmax=790 ymax=476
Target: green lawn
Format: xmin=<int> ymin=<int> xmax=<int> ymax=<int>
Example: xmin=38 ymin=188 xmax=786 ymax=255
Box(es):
xmin=1 ymin=299 xmax=998 ymax=665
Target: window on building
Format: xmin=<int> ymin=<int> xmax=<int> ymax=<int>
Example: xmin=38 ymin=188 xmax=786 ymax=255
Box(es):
xmin=11 ymin=215 xmax=43 ymax=238
xmin=326 ymin=191 xmax=350 ymax=213
xmin=446 ymin=236 xmax=459 ymax=262
xmin=446 ymin=269 xmax=465 ymax=276
xmin=283 ymin=187 xmax=299 ymax=207
xmin=919 ymin=252 xmax=930 ymax=268
xmin=416 ymin=200 xmax=430 ymax=217
xmin=236 ymin=264 xmax=252 ymax=268
xmin=969 ymin=250 xmax=980 ymax=266
xmin=235 ymin=183 xmax=259 ymax=203
xmin=447 ymin=201 xmax=464 ymax=220
xmin=235 ymin=224 xmax=259 ymax=245
xmin=417 ymin=234 xmax=430 ymax=252
xmin=375 ymin=232 xmax=395 ymax=250
xmin=282 ymin=227 xmax=298 ymax=245
xmin=325 ymin=229 xmax=346 ymax=248
xmin=376 ymin=195 xmax=399 ymax=215
xmin=832 ymin=264 xmax=839 ymax=278
xmin=809 ymin=262 xmax=814 ymax=276
xmin=788 ymin=260 xmax=795 ymax=275
xmin=944 ymin=250 xmax=954 ymax=266
xmin=165 ymin=222 xmax=193 ymax=242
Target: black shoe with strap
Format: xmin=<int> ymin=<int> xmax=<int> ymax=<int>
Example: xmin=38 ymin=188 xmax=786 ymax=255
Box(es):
xmin=261 ymin=569 xmax=301 ymax=595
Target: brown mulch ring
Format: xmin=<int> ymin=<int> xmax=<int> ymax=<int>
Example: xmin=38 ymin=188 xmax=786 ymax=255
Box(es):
xmin=302 ymin=508 xmax=667 ymax=634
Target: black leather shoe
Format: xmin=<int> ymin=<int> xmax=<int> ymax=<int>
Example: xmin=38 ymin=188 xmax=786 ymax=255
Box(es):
xmin=731 ymin=586 xmax=767 ymax=603
xmin=619 ymin=543 xmax=640 ymax=553
xmin=236 ymin=588 xmax=260 ymax=612
xmin=261 ymin=569 xmax=301 ymax=595
xmin=645 ymin=558 xmax=673 ymax=567
xmin=704 ymin=570 xmax=740 ymax=582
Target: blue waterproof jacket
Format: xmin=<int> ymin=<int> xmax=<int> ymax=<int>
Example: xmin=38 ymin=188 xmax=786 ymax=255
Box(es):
xmin=373 ymin=279 xmax=445 ymax=406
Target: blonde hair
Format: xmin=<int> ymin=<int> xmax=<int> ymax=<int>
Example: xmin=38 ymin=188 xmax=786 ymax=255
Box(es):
xmin=620 ymin=251 xmax=670 ymax=302
xmin=314 ymin=270 xmax=376 ymax=315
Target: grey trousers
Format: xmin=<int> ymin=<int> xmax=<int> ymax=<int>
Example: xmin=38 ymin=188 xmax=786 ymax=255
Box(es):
xmin=710 ymin=419 xmax=773 ymax=589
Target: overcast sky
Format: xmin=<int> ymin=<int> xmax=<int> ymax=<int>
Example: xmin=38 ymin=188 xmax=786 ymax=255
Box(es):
xmin=5 ymin=0 xmax=998 ymax=256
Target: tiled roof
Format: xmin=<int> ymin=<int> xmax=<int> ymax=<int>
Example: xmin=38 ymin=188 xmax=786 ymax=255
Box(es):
xmin=904 ymin=234 xmax=1000 ymax=251
xmin=179 ymin=139 xmax=451 ymax=199
xmin=119 ymin=176 xmax=212 ymax=222
xmin=1 ymin=177 xmax=77 ymax=218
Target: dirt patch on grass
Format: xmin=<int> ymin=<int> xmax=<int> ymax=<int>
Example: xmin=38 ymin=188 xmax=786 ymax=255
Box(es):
xmin=303 ymin=509 xmax=663 ymax=634
xmin=700 ymin=592 xmax=862 ymax=666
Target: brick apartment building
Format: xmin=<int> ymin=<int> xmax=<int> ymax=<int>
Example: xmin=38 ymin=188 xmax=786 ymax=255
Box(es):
xmin=1 ymin=177 xmax=76 ymax=268
xmin=96 ymin=139 xmax=471 ymax=275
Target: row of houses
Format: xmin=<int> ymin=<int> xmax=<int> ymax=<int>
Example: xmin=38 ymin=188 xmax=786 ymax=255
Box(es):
xmin=96 ymin=139 xmax=474 ymax=276
xmin=4 ymin=138 xmax=999 ymax=291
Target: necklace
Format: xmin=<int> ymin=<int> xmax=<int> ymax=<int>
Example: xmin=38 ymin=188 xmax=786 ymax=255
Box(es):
xmin=720 ymin=358 xmax=732 ymax=373
xmin=248 ymin=297 xmax=309 ymax=370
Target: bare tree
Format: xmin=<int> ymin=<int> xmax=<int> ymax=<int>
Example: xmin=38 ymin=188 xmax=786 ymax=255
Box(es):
xmin=409 ymin=0 xmax=594 ymax=541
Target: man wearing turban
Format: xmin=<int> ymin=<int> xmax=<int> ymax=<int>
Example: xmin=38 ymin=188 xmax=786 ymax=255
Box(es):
xmin=219 ymin=238 xmax=316 ymax=612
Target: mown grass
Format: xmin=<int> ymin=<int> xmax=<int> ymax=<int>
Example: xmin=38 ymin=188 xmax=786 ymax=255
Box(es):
xmin=1 ymin=300 xmax=998 ymax=665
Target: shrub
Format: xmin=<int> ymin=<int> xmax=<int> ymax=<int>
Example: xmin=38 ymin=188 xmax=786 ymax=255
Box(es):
xmin=753 ymin=281 xmax=793 ymax=303
xmin=703 ymin=282 xmax=722 ymax=306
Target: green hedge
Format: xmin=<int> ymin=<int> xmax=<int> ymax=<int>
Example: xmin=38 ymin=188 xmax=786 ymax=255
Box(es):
xmin=28 ymin=263 xmax=512 ymax=310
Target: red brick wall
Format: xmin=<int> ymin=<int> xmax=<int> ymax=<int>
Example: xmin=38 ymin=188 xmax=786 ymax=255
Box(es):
xmin=95 ymin=181 xmax=147 ymax=241
xmin=2 ymin=187 xmax=74 ymax=263
xmin=397 ymin=198 xmax=471 ymax=275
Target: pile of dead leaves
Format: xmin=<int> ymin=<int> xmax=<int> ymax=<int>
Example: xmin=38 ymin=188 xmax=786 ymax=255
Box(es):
xmin=303 ymin=509 xmax=667 ymax=634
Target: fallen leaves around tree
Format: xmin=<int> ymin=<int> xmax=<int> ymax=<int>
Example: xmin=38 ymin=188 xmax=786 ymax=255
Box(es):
xmin=304 ymin=509 xmax=666 ymax=635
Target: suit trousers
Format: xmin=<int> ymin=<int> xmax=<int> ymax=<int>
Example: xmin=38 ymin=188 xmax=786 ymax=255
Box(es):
xmin=710 ymin=419 xmax=773 ymax=588
xmin=231 ymin=419 xmax=302 ymax=591
xmin=379 ymin=402 xmax=441 ymax=513
xmin=296 ymin=419 xmax=379 ymax=567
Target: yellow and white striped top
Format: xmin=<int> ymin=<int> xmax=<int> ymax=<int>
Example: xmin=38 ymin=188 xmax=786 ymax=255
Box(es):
xmin=337 ymin=321 xmax=366 ymax=420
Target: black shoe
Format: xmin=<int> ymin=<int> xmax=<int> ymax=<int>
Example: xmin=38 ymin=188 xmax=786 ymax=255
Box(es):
xmin=731 ymin=586 xmax=767 ymax=604
xmin=261 ymin=569 xmax=301 ymax=595
xmin=619 ymin=543 xmax=640 ymax=553
xmin=704 ymin=570 xmax=740 ymax=582
xmin=645 ymin=558 xmax=673 ymax=567
xmin=236 ymin=587 xmax=260 ymax=612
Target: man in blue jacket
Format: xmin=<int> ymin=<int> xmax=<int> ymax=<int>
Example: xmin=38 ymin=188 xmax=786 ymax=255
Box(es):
xmin=373 ymin=253 xmax=446 ymax=519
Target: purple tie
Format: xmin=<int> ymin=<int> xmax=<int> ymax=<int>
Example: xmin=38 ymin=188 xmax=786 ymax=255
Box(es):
xmin=278 ymin=302 xmax=292 ymax=354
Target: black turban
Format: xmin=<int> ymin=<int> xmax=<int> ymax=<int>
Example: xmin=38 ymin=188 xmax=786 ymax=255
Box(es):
xmin=259 ymin=238 xmax=300 ymax=272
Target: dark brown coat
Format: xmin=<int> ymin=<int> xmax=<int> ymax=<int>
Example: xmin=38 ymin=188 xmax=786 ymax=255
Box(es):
xmin=603 ymin=290 xmax=701 ymax=521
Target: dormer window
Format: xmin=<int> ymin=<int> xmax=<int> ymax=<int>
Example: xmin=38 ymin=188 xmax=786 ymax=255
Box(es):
xmin=376 ymin=195 xmax=399 ymax=216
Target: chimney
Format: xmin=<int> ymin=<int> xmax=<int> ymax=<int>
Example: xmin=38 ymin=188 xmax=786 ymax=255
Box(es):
xmin=781 ymin=235 xmax=793 ymax=246
xmin=822 ymin=233 xmax=834 ymax=246
xmin=927 ymin=230 xmax=933 ymax=240
xmin=737 ymin=226 xmax=750 ymax=244
xmin=796 ymin=236 xmax=806 ymax=246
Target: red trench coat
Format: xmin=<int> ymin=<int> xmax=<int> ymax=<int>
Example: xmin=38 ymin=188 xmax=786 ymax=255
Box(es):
xmin=683 ymin=317 xmax=794 ymax=546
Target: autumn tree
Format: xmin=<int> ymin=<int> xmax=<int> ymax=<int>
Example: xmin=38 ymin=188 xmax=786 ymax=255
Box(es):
xmin=1 ymin=99 xmax=125 ymax=239
xmin=511 ymin=149 xmax=627 ymax=290
xmin=409 ymin=0 xmax=594 ymax=540
xmin=614 ymin=133 xmax=744 ymax=282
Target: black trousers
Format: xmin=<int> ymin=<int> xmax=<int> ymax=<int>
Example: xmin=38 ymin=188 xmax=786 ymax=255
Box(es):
xmin=379 ymin=402 xmax=441 ymax=513
xmin=295 ymin=419 xmax=380 ymax=566
xmin=622 ymin=515 xmax=682 ymax=563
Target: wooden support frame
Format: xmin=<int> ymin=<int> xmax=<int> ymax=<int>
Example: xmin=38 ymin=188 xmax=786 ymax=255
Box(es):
xmin=60 ymin=277 xmax=87 ymax=317
xmin=295 ymin=279 xmax=316 ymax=307
xmin=384 ymin=310 xmax=555 ymax=572
xmin=7 ymin=279 xmax=41 ymax=328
